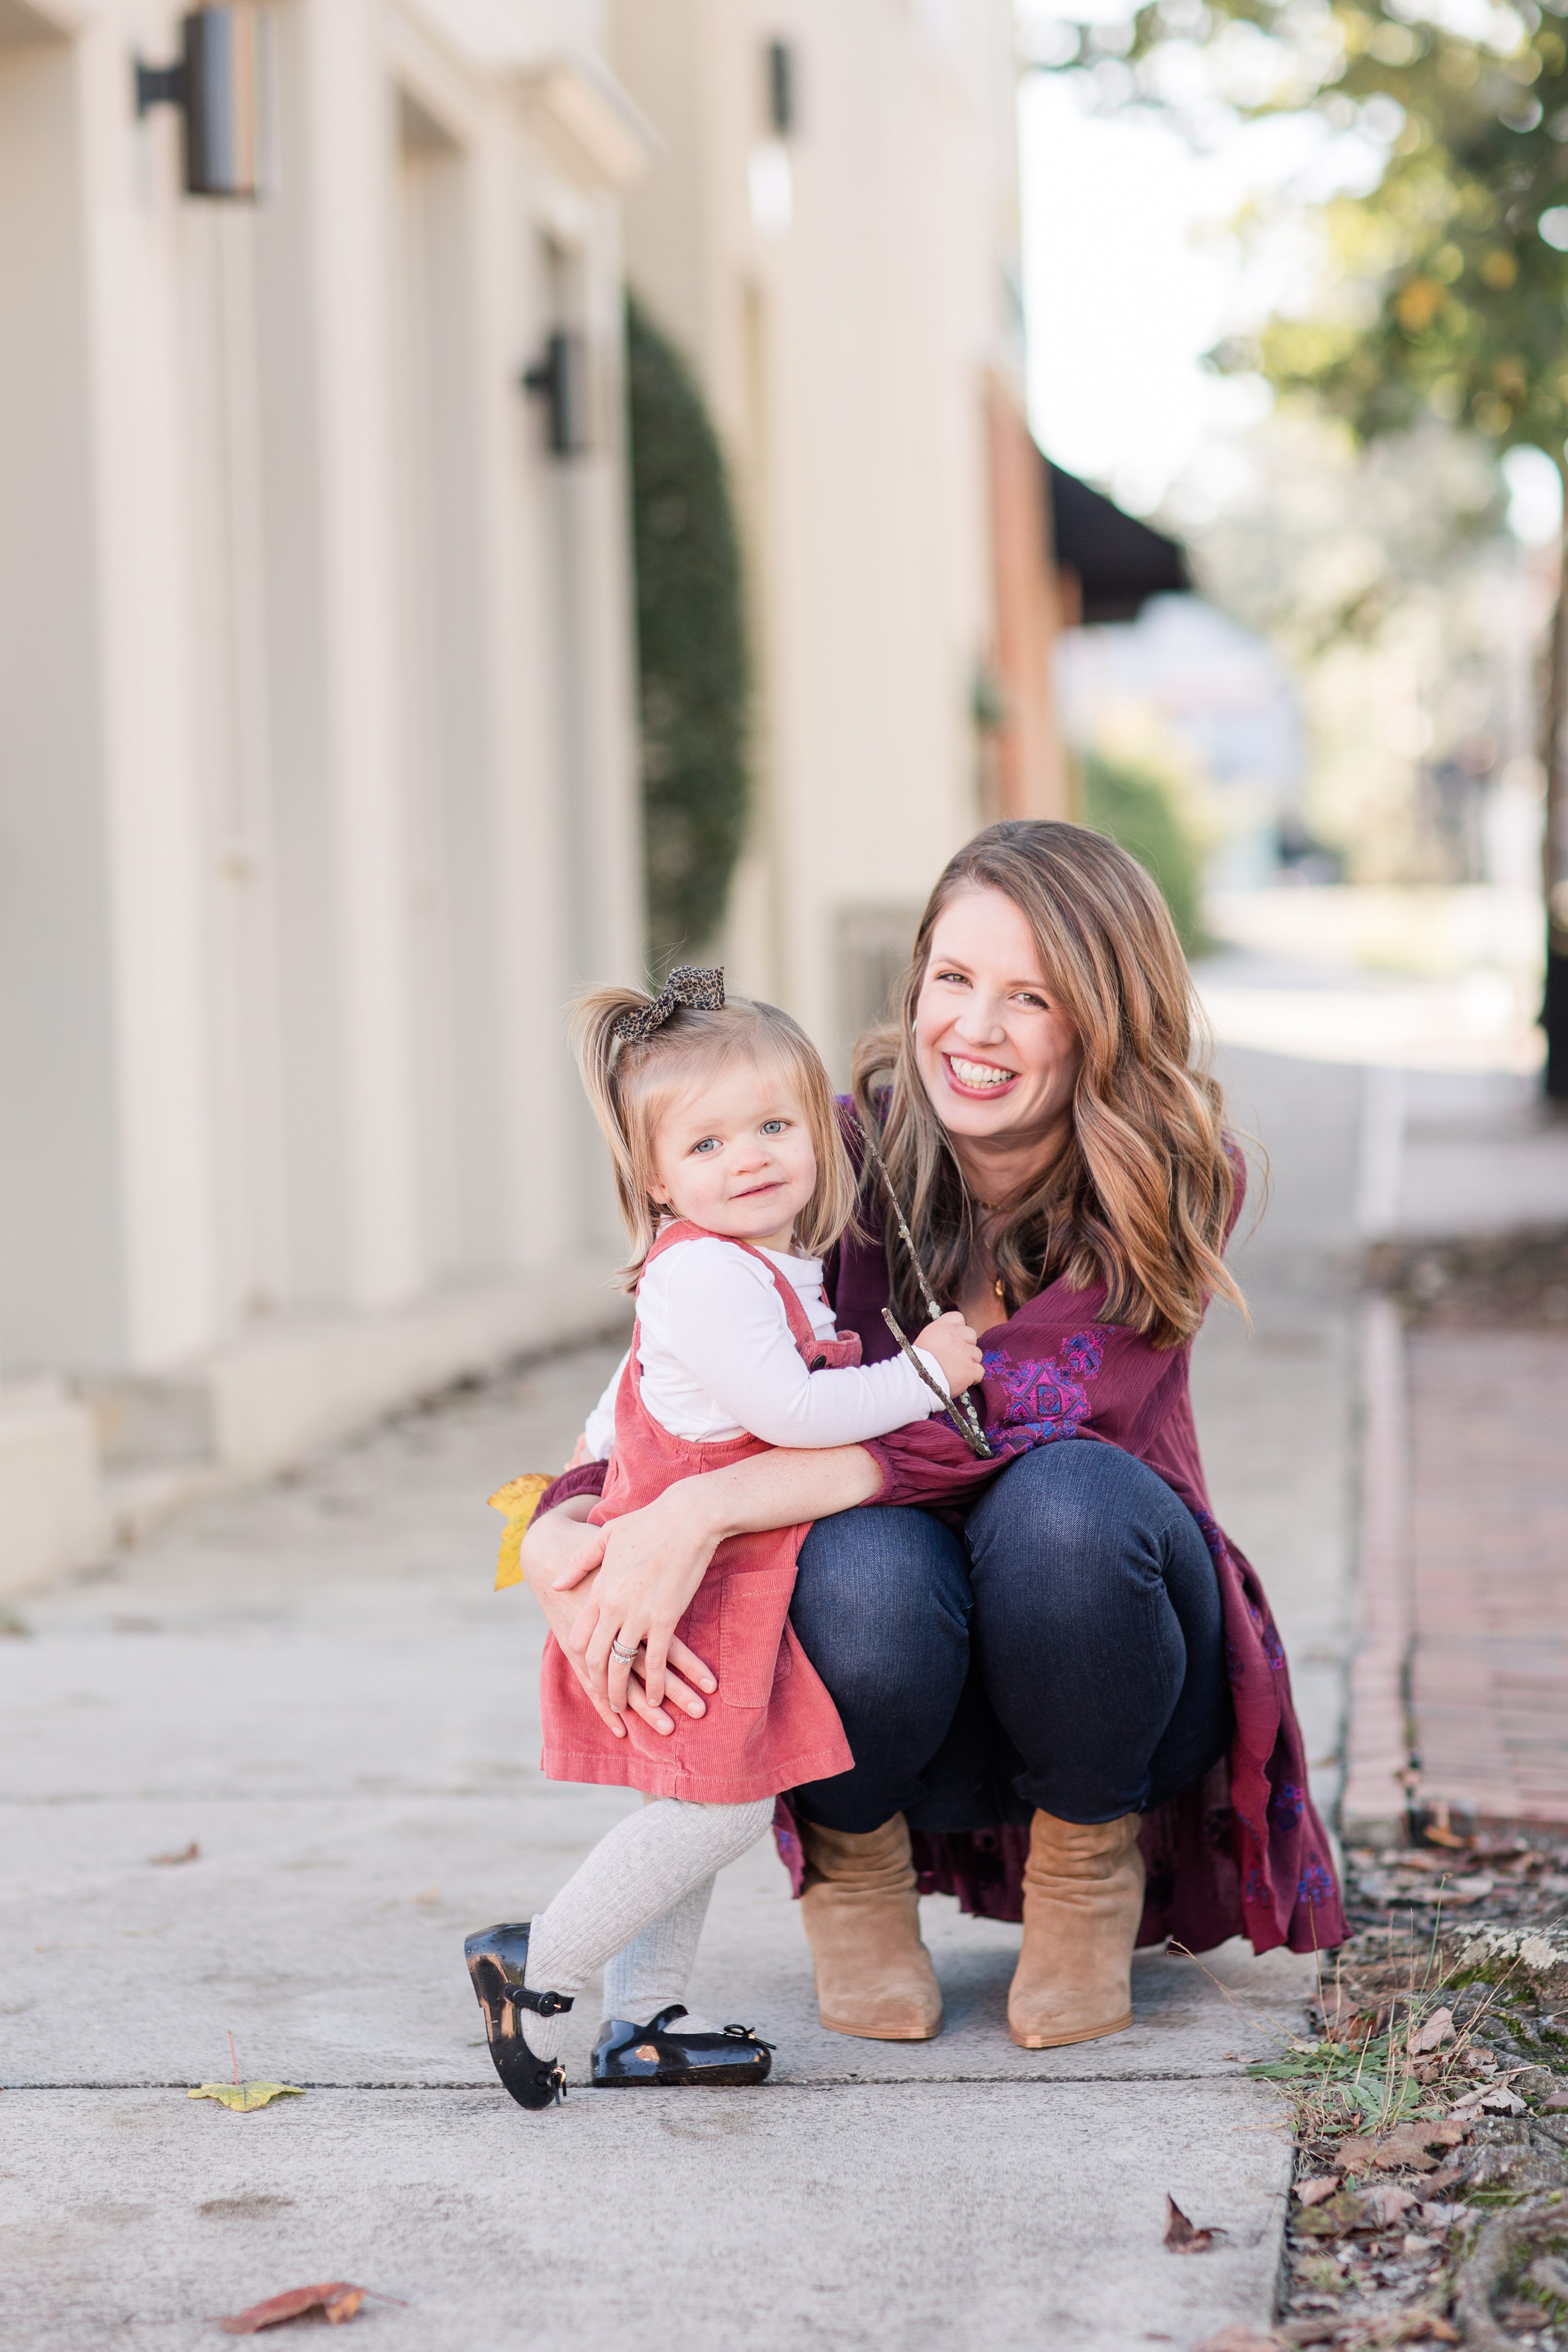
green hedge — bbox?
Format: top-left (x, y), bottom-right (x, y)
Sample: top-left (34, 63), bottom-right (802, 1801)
top-left (1080, 750), bottom-right (1205, 954)
top-left (625, 297), bottom-right (751, 972)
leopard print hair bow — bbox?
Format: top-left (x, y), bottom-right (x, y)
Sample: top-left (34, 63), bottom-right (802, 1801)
top-left (610, 965), bottom-right (726, 1046)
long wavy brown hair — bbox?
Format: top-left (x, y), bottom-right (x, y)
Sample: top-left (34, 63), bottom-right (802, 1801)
top-left (852, 821), bottom-right (1246, 1348)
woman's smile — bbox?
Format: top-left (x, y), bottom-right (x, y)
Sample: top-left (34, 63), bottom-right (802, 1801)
top-left (943, 1053), bottom-right (1019, 1097)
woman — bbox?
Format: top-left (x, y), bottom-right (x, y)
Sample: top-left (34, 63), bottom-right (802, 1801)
top-left (522, 821), bottom-right (1343, 2054)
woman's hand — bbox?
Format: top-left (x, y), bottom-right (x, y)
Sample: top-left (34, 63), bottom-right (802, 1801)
top-left (916, 1309), bottom-right (985, 1397)
top-left (562, 1476), bottom-right (728, 1717)
top-left (518, 1497), bottom-right (715, 1738)
top-left (559, 1446), bottom-right (882, 1720)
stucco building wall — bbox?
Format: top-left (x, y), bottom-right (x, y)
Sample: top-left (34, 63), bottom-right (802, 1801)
top-left (0, 0), bottom-right (649, 1584)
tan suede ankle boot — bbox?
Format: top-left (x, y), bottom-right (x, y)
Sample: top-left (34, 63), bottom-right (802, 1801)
top-left (798, 1814), bottom-right (943, 2040)
top-left (1007, 1808), bottom-right (1146, 2050)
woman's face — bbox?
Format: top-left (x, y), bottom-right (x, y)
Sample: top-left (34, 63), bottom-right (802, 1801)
top-left (912, 884), bottom-right (1082, 1157)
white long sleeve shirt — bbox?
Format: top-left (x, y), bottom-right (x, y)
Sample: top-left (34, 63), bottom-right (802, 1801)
top-left (582, 1235), bottom-right (949, 1458)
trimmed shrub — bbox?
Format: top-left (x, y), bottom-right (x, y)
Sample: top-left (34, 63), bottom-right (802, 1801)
top-left (625, 297), bottom-right (751, 971)
top-left (1080, 748), bottom-right (1205, 953)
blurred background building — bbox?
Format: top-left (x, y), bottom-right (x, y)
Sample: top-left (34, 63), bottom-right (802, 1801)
top-left (610, 0), bottom-right (1067, 1075)
top-left (1, 0), bottom-right (655, 1581)
top-left (1, 0), bottom-right (1079, 1587)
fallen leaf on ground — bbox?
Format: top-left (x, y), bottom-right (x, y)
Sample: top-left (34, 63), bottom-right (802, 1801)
top-left (1477, 2084), bottom-right (1526, 2114)
top-left (1402, 2233), bottom-right (1437, 2255)
top-left (1419, 2202), bottom-right (1466, 2228)
top-left (1190, 2330), bottom-right (1283, 2351)
top-left (1362, 2312), bottom-right (1459, 2345)
top-left (1368, 2123), bottom-right (1439, 2171)
top-left (1362, 2183), bottom-right (1417, 2226)
top-left (1530, 2254), bottom-right (1568, 2300)
top-left (152, 1841), bottom-right (200, 1866)
top-left (218, 2282), bottom-right (366, 2333)
top-left (1164, 2194), bottom-right (1226, 2253)
top-left (1295, 2175), bottom-right (1342, 2205)
top-left (1293, 2189), bottom-right (1370, 2236)
top-left (189, 2082), bottom-right (304, 2113)
top-left (1336, 2135), bottom-right (1380, 2174)
top-left (1408, 2007), bottom-right (1454, 2055)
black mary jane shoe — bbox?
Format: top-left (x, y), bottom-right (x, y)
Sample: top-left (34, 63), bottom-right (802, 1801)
top-left (591, 2004), bottom-right (775, 2089)
top-left (464, 1922), bottom-right (573, 2111)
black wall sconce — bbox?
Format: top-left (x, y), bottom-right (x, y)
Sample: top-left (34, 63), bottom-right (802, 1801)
top-left (522, 332), bottom-right (593, 458)
top-left (135, 5), bottom-right (272, 200)
top-left (767, 40), bottom-right (796, 136)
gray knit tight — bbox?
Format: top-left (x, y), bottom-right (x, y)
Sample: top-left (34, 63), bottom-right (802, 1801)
top-left (522, 1796), bottom-right (774, 2058)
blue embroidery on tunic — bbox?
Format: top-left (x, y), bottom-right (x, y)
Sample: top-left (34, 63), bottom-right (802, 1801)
top-left (982, 1329), bottom-right (1108, 1450)
top-left (1269, 1782), bottom-right (1304, 1829)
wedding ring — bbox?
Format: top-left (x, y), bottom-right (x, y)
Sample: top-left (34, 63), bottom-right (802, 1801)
top-left (609, 1636), bottom-right (639, 1664)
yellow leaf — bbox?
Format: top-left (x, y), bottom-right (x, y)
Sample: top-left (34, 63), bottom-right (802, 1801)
top-left (189, 2081), bottom-right (305, 2112)
top-left (488, 1473), bottom-right (552, 1590)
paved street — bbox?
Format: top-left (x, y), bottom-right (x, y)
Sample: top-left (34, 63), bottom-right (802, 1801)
top-left (1, 1043), bottom-right (1364, 2351)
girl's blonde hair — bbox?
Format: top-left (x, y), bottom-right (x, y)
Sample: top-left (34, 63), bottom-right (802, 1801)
top-left (572, 984), bottom-right (858, 1290)
top-left (853, 820), bottom-right (1244, 1349)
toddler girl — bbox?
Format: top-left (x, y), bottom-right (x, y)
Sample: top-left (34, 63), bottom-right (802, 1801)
top-left (464, 966), bottom-right (983, 2109)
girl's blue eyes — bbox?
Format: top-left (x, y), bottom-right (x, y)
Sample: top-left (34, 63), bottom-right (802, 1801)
top-left (690, 1120), bottom-right (788, 1155)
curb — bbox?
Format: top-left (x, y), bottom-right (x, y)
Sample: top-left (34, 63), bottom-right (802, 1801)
top-left (1340, 1295), bottom-right (1415, 1844)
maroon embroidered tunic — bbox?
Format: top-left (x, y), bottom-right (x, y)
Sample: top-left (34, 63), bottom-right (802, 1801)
top-left (540, 1149), bottom-right (1345, 1959)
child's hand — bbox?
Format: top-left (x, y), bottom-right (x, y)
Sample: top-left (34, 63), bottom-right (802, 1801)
top-left (915, 1310), bottom-right (984, 1399)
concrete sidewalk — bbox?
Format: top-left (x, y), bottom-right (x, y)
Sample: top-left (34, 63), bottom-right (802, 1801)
top-left (0, 1043), bottom-right (1361, 2352)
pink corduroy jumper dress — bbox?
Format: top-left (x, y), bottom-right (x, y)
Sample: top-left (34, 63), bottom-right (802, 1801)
top-left (538, 1220), bottom-right (857, 1804)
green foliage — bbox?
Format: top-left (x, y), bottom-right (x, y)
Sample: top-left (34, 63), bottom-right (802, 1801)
top-left (625, 297), bottom-right (751, 971)
top-left (1080, 750), bottom-right (1207, 950)
top-left (1038, 0), bottom-right (1568, 472)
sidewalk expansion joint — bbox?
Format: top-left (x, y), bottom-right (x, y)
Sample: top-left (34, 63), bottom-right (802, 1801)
top-left (3, 2068), bottom-right (1248, 2093)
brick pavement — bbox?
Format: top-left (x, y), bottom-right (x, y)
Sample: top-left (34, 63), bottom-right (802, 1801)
top-left (1408, 1329), bottom-right (1568, 1825)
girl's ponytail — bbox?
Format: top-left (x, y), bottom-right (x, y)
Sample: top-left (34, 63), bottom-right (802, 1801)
top-left (570, 987), bottom-right (654, 1277)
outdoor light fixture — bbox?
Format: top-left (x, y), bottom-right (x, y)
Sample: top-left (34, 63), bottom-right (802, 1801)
top-left (749, 38), bottom-right (796, 236)
top-left (767, 40), bottom-right (796, 137)
top-left (522, 332), bottom-right (593, 458)
top-left (135, 5), bottom-right (272, 201)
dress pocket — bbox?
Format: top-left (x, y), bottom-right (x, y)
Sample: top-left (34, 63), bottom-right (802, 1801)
top-left (718, 1570), bottom-right (798, 1710)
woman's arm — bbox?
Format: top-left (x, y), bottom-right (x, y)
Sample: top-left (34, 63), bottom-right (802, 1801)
top-left (517, 1496), bottom-right (720, 1739)
top-left (560, 1445), bottom-right (882, 1715)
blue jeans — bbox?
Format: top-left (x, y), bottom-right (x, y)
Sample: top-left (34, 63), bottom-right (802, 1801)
top-left (789, 1440), bottom-right (1232, 1832)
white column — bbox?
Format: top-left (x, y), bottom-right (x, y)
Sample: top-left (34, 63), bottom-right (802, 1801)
top-left (297, 0), bottom-right (422, 1308)
top-left (79, 0), bottom-right (221, 1370)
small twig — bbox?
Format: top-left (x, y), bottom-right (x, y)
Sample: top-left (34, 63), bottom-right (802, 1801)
top-left (881, 1308), bottom-right (993, 1460)
top-left (229, 2031), bottom-right (240, 2089)
top-left (860, 1125), bottom-right (994, 1460)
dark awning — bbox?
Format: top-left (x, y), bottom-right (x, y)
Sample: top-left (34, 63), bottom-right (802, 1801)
top-left (1047, 460), bottom-right (1190, 625)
